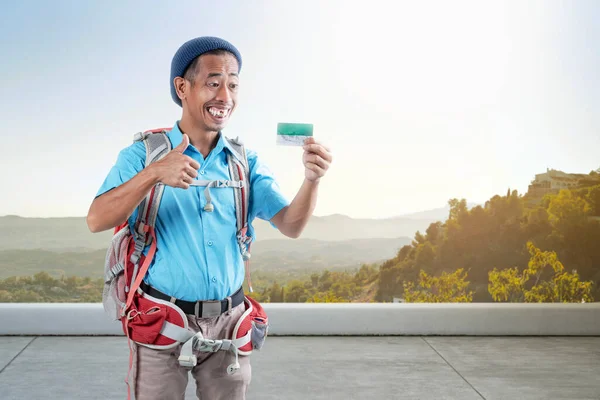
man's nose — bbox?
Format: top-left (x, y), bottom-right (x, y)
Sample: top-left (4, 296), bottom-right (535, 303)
top-left (215, 84), bottom-right (232, 103)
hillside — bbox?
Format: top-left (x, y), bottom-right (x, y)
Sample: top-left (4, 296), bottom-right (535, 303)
top-left (376, 186), bottom-right (600, 302)
top-left (0, 237), bottom-right (410, 280)
top-left (249, 184), bottom-right (600, 304)
top-left (0, 213), bottom-right (436, 251)
top-left (3, 184), bottom-right (599, 304)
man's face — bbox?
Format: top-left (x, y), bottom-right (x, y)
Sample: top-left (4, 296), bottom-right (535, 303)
top-left (183, 53), bottom-right (239, 132)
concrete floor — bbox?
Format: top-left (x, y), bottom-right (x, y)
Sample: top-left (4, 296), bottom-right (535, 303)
top-left (0, 336), bottom-right (599, 400)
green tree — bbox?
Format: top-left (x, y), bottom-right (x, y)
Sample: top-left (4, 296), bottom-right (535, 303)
top-left (33, 271), bottom-right (56, 287)
top-left (0, 290), bottom-right (13, 302)
top-left (448, 198), bottom-right (468, 221)
top-left (403, 268), bottom-right (473, 303)
top-left (425, 222), bottom-right (442, 245)
top-left (284, 280), bottom-right (309, 303)
top-left (310, 273), bottom-right (319, 288)
top-left (354, 264), bottom-right (378, 285)
top-left (11, 289), bottom-right (44, 302)
top-left (269, 282), bottom-right (283, 302)
top-left (307, 292), bottom-right (345, 303)
top-left (584, 185), bottom-right (600, 216)
top-left (547, 189), bottom-right (590, 227)
top-left (488, 267), bottom-right (525, 302)
top-left (317, 270), bottom-right (333, 292)
top-left (414, 242), bottom-right (435, 269)
top-left (488, 242), bottom-right (594, 303)
top-left (412, 231), bottom-right (426, 246)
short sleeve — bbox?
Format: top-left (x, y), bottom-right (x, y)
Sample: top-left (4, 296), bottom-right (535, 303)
top-left (95, 142), bottom-right (146, 198)
top-left (247, 149), bottom-right (290, 226)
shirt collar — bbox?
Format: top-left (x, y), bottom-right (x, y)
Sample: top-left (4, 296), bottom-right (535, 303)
top-left (166, 121), bottom-right (184, 148)
top-left (167, 121), bottom-right (243, 163)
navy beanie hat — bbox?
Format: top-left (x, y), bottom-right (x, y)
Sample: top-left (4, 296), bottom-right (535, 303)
top-left (170, 36), bottom-right (242, 106)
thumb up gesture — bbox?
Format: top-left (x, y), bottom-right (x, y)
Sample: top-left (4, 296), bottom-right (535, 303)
top-left (152, 134), bottom-right (200, 189)
top-left (174, 133), bottom-right (190, 153)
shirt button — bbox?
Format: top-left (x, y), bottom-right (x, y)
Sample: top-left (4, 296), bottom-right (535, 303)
top-left (207, 240), bottom-right (213, 246)
top-left (212, 277), bottom-right (217, 283)
top-left (200, 170), bottom-right (205, 175)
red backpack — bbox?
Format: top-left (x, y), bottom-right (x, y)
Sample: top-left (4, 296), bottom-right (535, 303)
top-left (101, 128), bottom-right (269, 399)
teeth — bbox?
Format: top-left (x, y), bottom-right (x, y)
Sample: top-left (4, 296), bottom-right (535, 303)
top-left (209, 107), bottom-right (229, 117)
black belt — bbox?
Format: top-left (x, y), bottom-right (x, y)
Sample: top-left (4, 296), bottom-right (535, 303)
top-left (140, 281), bottom-right (245, 318)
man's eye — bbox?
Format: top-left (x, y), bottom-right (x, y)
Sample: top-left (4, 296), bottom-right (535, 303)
top-left (208, 82), bottom-right (219, 88)
top-left (230, 83), bottom-right (239, 90)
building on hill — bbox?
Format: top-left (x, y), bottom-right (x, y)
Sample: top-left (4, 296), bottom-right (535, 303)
top-left (527, 168), bottom-right (592, 198)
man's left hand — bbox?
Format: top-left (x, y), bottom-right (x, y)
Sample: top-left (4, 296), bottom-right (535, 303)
top-left (302, 137), bottom-right (332, 183)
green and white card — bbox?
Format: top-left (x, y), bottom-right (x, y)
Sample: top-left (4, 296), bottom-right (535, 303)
top-left (276, 122), bottom-right (313, 146)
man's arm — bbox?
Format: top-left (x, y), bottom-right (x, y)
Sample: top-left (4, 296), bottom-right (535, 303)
top-left (87, 167), bottom-right (161, 233)
top-left (270, 178), bottom-right (319, 238)
top-left (270, 138), bottom-right (332, 238)
top-left (87, 134), bottom-right (199, 233)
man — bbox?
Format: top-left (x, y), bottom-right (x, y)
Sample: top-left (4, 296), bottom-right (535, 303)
top-left (86, 36), bottom-right (332, 399)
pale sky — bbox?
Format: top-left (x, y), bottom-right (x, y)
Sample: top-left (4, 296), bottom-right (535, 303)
top-left (1, 0), bottom-right (599, 219)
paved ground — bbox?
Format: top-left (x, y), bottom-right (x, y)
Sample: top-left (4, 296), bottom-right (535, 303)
top-left (0, 336), bottom-right (599, 400)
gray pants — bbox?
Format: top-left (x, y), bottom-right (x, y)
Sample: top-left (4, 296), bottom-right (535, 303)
top-left (132, 302), bottom-right (251, 400)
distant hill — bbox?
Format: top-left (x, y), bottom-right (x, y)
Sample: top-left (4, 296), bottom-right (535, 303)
top-left (254, 237), bottom-right (410, 271)
top-left (288, 214), bottom-right (438, 242)
top-left (0, 215), bottom-right (112, 252)
top-left (396, 202), bottom-right (479, 221)
top-left (0, 213), bottom-right (436, 251)
top-left (0, 237), bottom-right (410, 279)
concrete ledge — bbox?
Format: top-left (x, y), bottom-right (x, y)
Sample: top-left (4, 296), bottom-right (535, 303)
top-left (1, 302), bottom-right (599, 336)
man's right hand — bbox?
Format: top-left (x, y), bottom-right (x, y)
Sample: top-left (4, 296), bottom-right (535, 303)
top-left (87, 134), bottom-right (200, 232)
top-left (151, 134), bottom-right (200, 189)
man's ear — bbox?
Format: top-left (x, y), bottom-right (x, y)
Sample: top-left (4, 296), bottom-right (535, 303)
top-left (174, 76), bottom-right (187, 103)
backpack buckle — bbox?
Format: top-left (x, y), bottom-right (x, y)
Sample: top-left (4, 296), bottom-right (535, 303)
top-left (178, 354), bottom-right (197, 368)
top-left (136, 222), bottom-right (148, 235)
top-left (194, 338), bottom-right (223, 353)
top-left (130, 237), bottom-right (146, 264)
top-left (133, 132), bottom-right (147, 142)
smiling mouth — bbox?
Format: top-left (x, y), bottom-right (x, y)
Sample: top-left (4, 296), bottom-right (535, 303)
top-left (207, 106), bottom-right (231, 119)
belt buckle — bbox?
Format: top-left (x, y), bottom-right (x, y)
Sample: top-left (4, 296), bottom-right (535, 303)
top-left (197, 300), bottom-right (222, 318)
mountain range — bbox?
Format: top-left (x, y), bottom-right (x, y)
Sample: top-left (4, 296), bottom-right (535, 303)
top-left (0, 205), bottom-right (458, 251)
top-left (0, 205), bottom-right (459, 278)
top-left (0, 237), bottom-right (411, 279)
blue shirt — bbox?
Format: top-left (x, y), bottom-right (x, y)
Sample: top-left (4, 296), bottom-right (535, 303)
top-left (96, 121), bottom-right (290, 301)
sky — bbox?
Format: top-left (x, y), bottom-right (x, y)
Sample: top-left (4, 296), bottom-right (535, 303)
top-left (1, 0), bottom-right (599, 219)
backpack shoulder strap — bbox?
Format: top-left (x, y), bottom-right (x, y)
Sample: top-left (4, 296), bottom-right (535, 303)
top-left (224, 135), bottom-right (251, 258)
top-left (224, 135), bottom-right (256, 292)
top-left (225, 136), bottom-right (249, 173)
top-left (143, 130), bottom-right (172, 165)
top-left (139, 130), bottom-right (171, 231)
top-left (129, 129), bottom-right (172, 264)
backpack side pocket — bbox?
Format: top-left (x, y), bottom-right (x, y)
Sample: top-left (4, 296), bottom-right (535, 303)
top-left (251, 318), bottom-right (268, 351)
